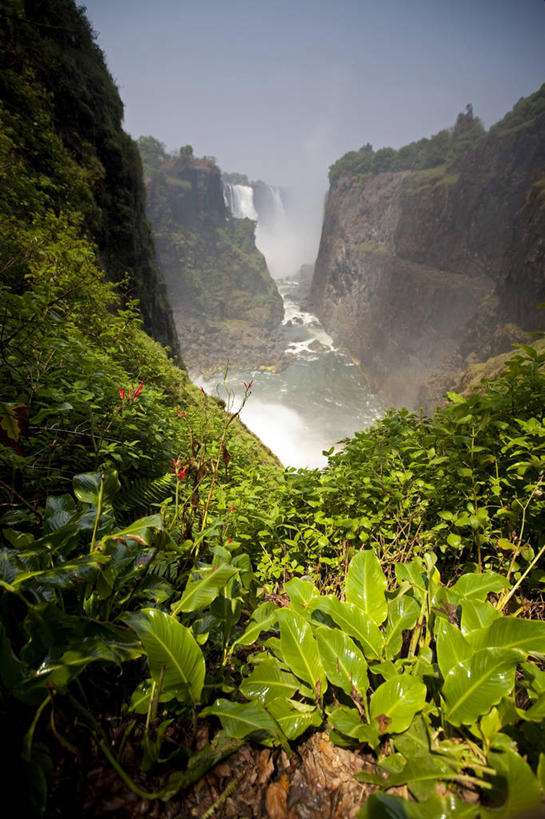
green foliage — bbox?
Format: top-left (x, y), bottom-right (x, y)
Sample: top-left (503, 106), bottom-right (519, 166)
top-left (223, 344), bottom-right (545, 599)
top-left (329, 105), bottom-right (486, 183)
top-left (138, 138), bottom-right (283, 332)
top-left (216, 551), bottom-right (545, 815)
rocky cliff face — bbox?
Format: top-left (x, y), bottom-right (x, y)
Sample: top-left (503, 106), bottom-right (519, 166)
top-left (139, 140), bottom-right (284, 374)
top-left (311, 88), bottom-right (545, 410)
top-left (3, 0), bottom-right (182, 360)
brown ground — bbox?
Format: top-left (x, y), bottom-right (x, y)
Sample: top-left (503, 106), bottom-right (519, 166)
top-left (76, 731), bottom-right (377, 818)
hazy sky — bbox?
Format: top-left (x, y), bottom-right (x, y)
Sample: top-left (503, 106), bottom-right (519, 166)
top-left (84, 0), bottom-right (545, 267)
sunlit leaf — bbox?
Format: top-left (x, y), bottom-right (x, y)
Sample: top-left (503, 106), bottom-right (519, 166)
top-left (345, 550), bottom-right (387, 624)
top-left (435, 619), bottom-right (471, 679)
top-left (265, 697), bottom-right (321, 740)
top-left (200, 698), bottom-right (289, 751)
top-left (443, 648), bottom-right (523, 726)
top-left (171, 564), bottom-right (237, 614)
top-left (315, 624), bottom-right (368, 697)
top-left (239, 658), bottom-right (299, 703)
top-left (369, 674), bottom-right (426, 734)
top-left (384, 595), bottom-right (420, 660)
top-left (309, 595), bottom-right (384, 660)
top-left (276, 608), bottom-right (326, 696)
top-left (124, 608), bottom-right (205, 703)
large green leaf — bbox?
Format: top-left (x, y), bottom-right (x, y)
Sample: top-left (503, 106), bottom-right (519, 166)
top-left (239, 658), bottom-right (299, 703)
top-left (171, 564), bottom-right (237, 615)
top-left (345, 550), bottom-right (388, 624)
top-left (283, 577), bottom-right (318, 608)
top-left (435, 619), bottom-right (471, 679)
top-left (200, 698), bottom-right (289, 751)
top-left (328, 704), bottom-right (379, 746)
top-left (73, 469), bottom-right (120, 505)
top-left (481, 746), bottom-right (542, 818)
top-left (442, 648), bottom-right (524, 726)
top-left (265, 697), bottom-right (321, 741)
top-left (369, 674), bottom-right (427, 734)
top-left (102, 515), bottom-right (163, 546)
top-left (469, 616), bottom-right (545, 656)
top-left (358, 792), bottom-right (479, 818)
top-left (384, 595), bottom-right (420, 660)
top-left (124, 609), bottom-right (204, 704)
top-left (460, 599), bottom-right (500, 635)
top-left (316, 625), bottom-right (368, 697)
top-left (451, 572), bottom-right (510, 602)
top-left (12, 553), bottom-right (108, 589)
top-left (309, 595), bottom-right (384, 660)
top-left (230, 602), bottom-right (278, 649)
top-left (276, 608), bottom-right (327, 696)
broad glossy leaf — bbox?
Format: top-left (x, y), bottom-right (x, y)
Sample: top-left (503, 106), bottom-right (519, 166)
top-left (124, 609), bottom-right (205, 703)
top-left (309, 595), bottom-right (384, 660)
top-left (369, 756), bottom-right (460, 802)
top-left (328, 705), bottom-right (379, 746)
top-left (200, 698), bottom-right (288, 751)
top-left (370, 674), bottom-right (427, 734)
top-left (266, 697), bottom-right (321, 740)
top-left (443, 647), bottom-right (523, 726)
top-left (12, 553), bottom-right (108, 589)
top-left (346, 550), bottom-right (387, 624)
top-left (395, 559), bottom-right (427, 603)
top-left (103, 515), bottom-right (163, 545)
top-left (358, 792), bottom-right (479, 819)
top-left (481, 747), bottom-right (542, 818)
top-left (460, 599), bottom-right (500, 635)
top-left (277, 608), bottom-right (326, 696)
top-left (384, 595), bottom-right (420, 660)
top-left (283, 577), bottom-right (318, 607)
top-left (435, 619), bottom-right (471, 679)
top-left (73, 469), bottom-right (120, 505)
top-left (44, 495), bottom-right (77, 532)
top-left (316, 625), bottom-right (368, 697)
top-left (451, 572), bottom-right (509, 602)
top-left (239, 658), bottom-right (299, 703)
top-left (393, 715), bottom-right (430, 759)
top-left (469, 616), bottom-right (545, 656)
top-left (230, 602), bottom-right (277, 649)
top-left (171, 564), bottom-right (237, 614)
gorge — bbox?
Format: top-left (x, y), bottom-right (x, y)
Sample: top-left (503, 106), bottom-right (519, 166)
top-left (311, 91), bottom-right (545, 411)
top-left (3, 3), bottom-right (545, 817)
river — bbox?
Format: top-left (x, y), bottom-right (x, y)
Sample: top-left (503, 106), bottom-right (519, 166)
top-left (198, 275), bottom-right (383, 469)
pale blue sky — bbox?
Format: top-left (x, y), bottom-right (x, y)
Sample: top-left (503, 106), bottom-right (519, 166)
top-left (84, 0), bottom-right (545, 264)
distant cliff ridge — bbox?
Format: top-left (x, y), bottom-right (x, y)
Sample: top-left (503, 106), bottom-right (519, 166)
top-left (311, 88), bottom-right (545, 410)
top-left (139, 141), bottom-right (284, 374)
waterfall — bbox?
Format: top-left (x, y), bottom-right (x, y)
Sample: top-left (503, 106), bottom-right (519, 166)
top-left (223, 183), bottom-right (258, 220)
top-left (223, 179), bottom-right (289, 277)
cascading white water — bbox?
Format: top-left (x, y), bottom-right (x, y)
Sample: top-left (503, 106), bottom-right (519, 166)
top-left (223, 183), bottom-right (258, 220)
top-left (223, 179), bottom-right (290, 278)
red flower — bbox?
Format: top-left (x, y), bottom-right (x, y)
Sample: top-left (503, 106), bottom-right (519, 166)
top-left (244, 379), bottom-right (254, 391)
top-left (200, 386), bottom-right (205, 394)
top-left (228, 503), bottom-right (235, 513)
top-left (171, 457), bottom-right (188, 481)
top-left (118, 381), bottom-right (144, 403)
top-left (177, 409), bottom-right (188, 418)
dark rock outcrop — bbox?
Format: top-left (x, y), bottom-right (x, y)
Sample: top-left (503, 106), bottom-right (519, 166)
top-left (139, 140), bottom-right (284, 374)
top-left (311, 87), bottom-right (545, 410)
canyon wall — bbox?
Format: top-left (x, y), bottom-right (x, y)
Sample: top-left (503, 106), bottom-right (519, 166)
top-left (311, 88), bottom-right (545, 409)
top-left (139, 141), bottom-right (284, 374)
